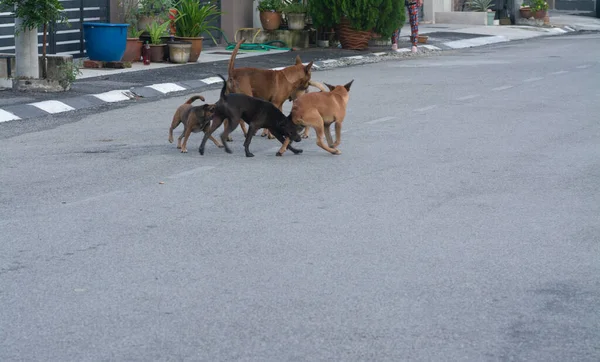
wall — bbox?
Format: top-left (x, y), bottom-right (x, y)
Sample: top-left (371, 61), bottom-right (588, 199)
top-left (220, 0), bottom-right (254, 44)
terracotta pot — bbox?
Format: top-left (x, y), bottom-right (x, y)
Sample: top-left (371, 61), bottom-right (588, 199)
top-left (149, 44), bottom-right (165, 62)
top-left (260, 11), bottom-right (282, 30)
top-left (533, 10), bottom-right (547, 19)
top-left (519, 7), bottom-right (532, 18)
top-left (335, 17), bottom-right (372, 50)
top-left (174, 36), bottom-right (203, 62)
top-left (122, 38), bottom-right (143, 62)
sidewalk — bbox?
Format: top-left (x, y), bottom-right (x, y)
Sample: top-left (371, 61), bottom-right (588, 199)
top-left (1, 11), bottom-right (598, 123)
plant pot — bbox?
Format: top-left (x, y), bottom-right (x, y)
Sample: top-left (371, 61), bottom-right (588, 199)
top-left (317, 40), bottom-right (329, 47)
top-left (487, 11), bottom-right (496, 25)
top-left (418, 35), bottom-right (429, 43)
top-left (286, 13), bottom-right (306, 30)
top-left (335, 17), bottom-right (372, 50)
top-left (519, 7), bottom-right (532, 18)
top-left (260, 11), bottom-right (282, 30)
top-left (149, 44), bottom-right (166, 62)
top-left (168, 41), bottom-right (191, 63)
top-left (533, 10), bottom-right (547, 19)
top-left (174, 36), bottom-right (203, 62)
top-left (122, 38), bottom-right (143, 62)
top-left (82, 22), bottom-right (129, 62)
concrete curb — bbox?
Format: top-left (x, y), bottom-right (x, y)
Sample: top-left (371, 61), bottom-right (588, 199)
top-left (0, 26), bottom-right (580, 124)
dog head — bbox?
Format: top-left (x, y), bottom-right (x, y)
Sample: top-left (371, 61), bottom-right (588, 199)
top-left (287, 57), bottom-right (314, 101)
top-left (202, 104), bottom-right (216, 120)
top-left (278, 113), bottom-right (302, 143)
top-left (323, 80), bottom-right (354, 94)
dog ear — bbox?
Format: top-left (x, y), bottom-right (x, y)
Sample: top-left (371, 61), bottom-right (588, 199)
top-left (304, 61), bottom-right (313, 74)
top-left (324, 83), bottom-right (336, 91)
top-left (295, 55), bottom-right (302, 65)
top-left (344, 80), bottom-right (354, 92)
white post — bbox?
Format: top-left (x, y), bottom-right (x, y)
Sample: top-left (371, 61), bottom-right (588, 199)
top-left (14, 16), bottom-right (39, 79)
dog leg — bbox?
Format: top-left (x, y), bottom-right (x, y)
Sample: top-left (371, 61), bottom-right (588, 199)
top-left (181, 125), bottom-right (194, 153)
top-left (203, 123), bottom-right (224, 148)
top-left (314, 124), bottom-right (341, 155)
top-left (301, 126), bottom-right (310, 139)
top-left (199, 117), bottom-right (224, 155)
top-left (243, 124), bottom-right (258, 157)
top-left (324, 123), bottom-right (335, 148)
top-left (169, 115), bottom-right (180, 144)
top-left (271, 129), bottom-right (303, 156)
top-left (239, 120), bottom-right (248, 137)
top-left (220, 117), bottom-right (239, 154)
top-left (177, 128), bottom-right (186, 150)
top-left (333, 121), bottom-right (342, 148)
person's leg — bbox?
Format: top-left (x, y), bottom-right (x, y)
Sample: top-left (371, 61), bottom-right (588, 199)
top-left (407, 2), bottom-right (419, 52)
top-left (391, 28), bottom-right (400, 50)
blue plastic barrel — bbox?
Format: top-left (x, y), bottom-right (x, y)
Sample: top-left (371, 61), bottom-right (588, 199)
top-left (82, 22), bottom-right (129, 62)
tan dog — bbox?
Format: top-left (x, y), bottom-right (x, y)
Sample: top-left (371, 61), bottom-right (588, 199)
top-left (226, 38), bottom-right (314, 138)
top-left (286, 80), bottom-right (354, 155)
top-left (168, 95), bottom-right (221, 153)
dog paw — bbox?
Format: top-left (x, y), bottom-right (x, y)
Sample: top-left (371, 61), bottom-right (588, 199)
top-left (246, 153), bottom-right (255, 157)
top-left (199, 148), bottom-right (204, 155)
top-left (292, 149), bottom-right (303, 155)
top-left (276, 152), bottom-right (283, 157)
top-left (181, 149), bottom-right (188, 153)
top-left (225, 148), bottom-right (233, 154)
top-left (260, 133), bottom-right (267, 137)
top-left (217, 144), bottom-right (224, 148)
top-left (332, 149), bottom-right (342, 155)
top-left (227, 136), bottom-right (233, 142)
top-left (301, 134), bottom-right (309, 139)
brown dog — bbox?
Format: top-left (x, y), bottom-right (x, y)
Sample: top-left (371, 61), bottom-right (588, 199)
top-left (287, 80), bottom-right (354, 155)
top-left (226, 38), bottom-right (314, 138)
top-left (168, 95), bottom-right (220, 153)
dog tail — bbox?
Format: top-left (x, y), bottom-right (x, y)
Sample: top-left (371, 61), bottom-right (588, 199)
top-left (217, 74), bottom-right (228, 100)
top-left (185, 95), bottom-right (205, 104)
top-left (228, 38), bottom-right (245, 78)
top-left (308, 80), bottom-right (328, 93)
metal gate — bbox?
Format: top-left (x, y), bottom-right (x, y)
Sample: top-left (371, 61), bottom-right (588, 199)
top-left (0, 0), bottom-right (110, 58)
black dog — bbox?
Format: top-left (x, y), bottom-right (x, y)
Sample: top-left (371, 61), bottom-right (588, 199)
top-left (198, 74), bottom-right (303, 157)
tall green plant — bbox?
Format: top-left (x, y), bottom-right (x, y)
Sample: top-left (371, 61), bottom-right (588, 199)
top-left (175, 0), bottom-right (223, 44)
top-left (146, 20), bottom-right (171, 44)
top-left (374, 0), bottom-right (406, 36)
top-left (309, 0), bottom-right (385, 32)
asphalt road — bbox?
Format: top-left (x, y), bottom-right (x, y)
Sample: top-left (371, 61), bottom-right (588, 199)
top-left (1, 33), bottom-right (599, 361)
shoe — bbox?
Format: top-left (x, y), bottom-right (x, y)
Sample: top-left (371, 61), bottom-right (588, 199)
top-left (411, 45), bottom-right (418, 53)
top-left (392, 43), bottom-right (398, 51)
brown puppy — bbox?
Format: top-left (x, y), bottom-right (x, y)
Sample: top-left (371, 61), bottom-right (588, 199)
top-left (287, 80), bottom-right (354, 155)
top-left (168, 95), bottom-right (220, 153)
top-left (226, 38), bottom-right (314, 138)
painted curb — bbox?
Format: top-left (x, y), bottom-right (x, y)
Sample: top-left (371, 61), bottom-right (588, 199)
top-left (0, 26), bottom-right (579, 124)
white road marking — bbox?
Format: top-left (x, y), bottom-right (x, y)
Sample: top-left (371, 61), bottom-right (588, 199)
top-left (492, 85), bottom-right (514, 91)
top-left (415, 105), bottom-right (437, 112)
top-left (366, 116), bottom-right (397, 125)
top-left (201, 76), bottom-right (224, 84)
top-left (147, 83), bottom-right (186, 94)
top-left (92, 90), bottom-right (135, 103)
top-left (322, 59), bottom-right (338, 64)
top-left (168, 166), bottom-right (215, 179)
top-left (551, 70), bottom-right (569, 75)
top-left (456, 95), bottom-right (478, 101)
top-left (64, 190), bottom-right (125, 206)
top-left (576, 65), bottom-right (591, 69)
top-left (29, 100), bottom-right (75, 114)
top-left (395, 48), bottom-right (411, 53)
top-left (0, 108), bottom-right (21, 122)
top-left (523, 77), bottom-right (544, 83)
top-left (444, 35), bottom-right (509, 49)
top-left (421, 44), bottom-right (441, 51)
top-left (373, 52), bottom-right (387, 56)
top-left (346, 56), bottom-right (364, 60)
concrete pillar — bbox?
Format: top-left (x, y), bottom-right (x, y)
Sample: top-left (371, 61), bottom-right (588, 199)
top-left (221, 0), bottom-right (255, 44)
top-left (423, 0), bottom-right (452, 23)
top-left (14, 17), bottom-right (39, 79)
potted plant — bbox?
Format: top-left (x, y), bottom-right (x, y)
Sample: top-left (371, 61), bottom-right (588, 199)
top-left (146, 20), bottom-right (171, 62)
top-left (174, 0), bottom-right (224, 62)
top-left (519, 3), bottom-right (533, 18)
top-left (529, 0), bottom-right (549, 19)
top-left (123, 27), bottom-right (145, 62)
top-left (309, 0), bottom-right (379, 50)
top-left (257, 0), bottom-right (283, 30)
top-left (466, 0), bottom-right (495, 25)
top-left (138, 0), bottom-right (172, 31)
top-left (284, 1), bottom-right (307, 30)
